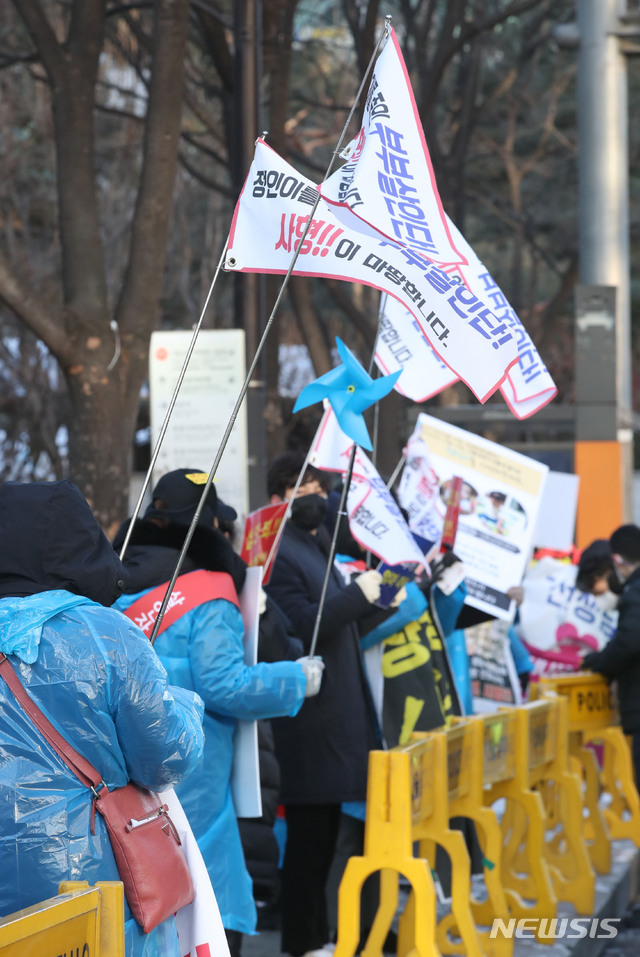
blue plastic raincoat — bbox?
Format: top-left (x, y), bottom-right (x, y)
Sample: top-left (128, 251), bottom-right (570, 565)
top-left (114, 519), bottom-right (306, 935)
top-left (0, 481), bottom-right (205, 957)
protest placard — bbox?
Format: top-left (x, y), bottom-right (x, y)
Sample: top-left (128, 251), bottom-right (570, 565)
top-left (517, 557), bottom-right (618, 675)
top-left (240, 502), bottom-right (288, 585)
top-left (399, 413), bottom-right (548, 620)
top-left (464, 619), bottom-right (522, 711)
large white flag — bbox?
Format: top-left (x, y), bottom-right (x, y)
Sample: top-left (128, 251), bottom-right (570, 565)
top-left (321, 27), bottom-right (556, 419)
top-left (309, 408), bottom-right (425, 566)
top-left (444, 215), bottom-right (557, 417)
top-left (225, 139), bottom-right (518, 402)
top-left (374, 258), bottom-right (557, 417)
top-left (320, 29), bottom-right (466, 268)
top-left (375, 294), bottom-right (458, 402)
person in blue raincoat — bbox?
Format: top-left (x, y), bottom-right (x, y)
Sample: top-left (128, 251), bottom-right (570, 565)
top-left (0, 480), bottom-right (205, 957)
top-left (113, 469), bottom-right (317, 957)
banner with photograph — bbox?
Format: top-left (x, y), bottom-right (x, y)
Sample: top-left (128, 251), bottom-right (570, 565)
top-left (399, 413), bottom-right (548, 620)
top-left (464, 619), bottom-right (522, 712)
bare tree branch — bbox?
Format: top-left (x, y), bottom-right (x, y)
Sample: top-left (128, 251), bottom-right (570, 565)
top-left (0, 251), bottom-right (72, 362)
top-left (9, 0), bottom-right (65, 86)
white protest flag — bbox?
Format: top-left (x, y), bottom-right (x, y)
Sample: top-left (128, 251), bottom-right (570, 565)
top-left (309, 407), bottom-right (425, 566)
top-left (397, 428), bottom-right (443, 544)
top-left (375, 294), bottom-right (458, 401)
top-left (318, 28), bottom-right (554, 419)
top-left (225, 139), bottom-right (518, 403)
top-left (443, 215), bottom-right (557, 417)
top-left (368, 215), bottom-right (556, 417)
top-left (320, 29), bottom-right (466, 268)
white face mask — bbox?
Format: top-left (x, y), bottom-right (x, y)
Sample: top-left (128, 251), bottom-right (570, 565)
top-left (612, 554), bottom-right (632, 584)
top-left (615, 567), bottom-right (626, 584)
top-left (595, 590), bottom-right (619, 613)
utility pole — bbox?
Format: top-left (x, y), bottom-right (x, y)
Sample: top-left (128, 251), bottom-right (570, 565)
top-left (573, 0), bottom-right (640, 545)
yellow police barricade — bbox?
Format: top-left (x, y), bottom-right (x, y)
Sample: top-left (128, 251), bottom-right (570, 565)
top-left (336, 724), bottom-right (513, 957)
top-left (398, 724), bottom-right (501, 957)
top-left (489, 697), bottom-right (594, 931)
top-left (416, 717), bottom-right (513, 957)
top-left (0, 880), bottom-right (124, 957)
top-left (334, 739), bottom-right (441, 957)
top-left (533, 672), bottom-right (640, 853)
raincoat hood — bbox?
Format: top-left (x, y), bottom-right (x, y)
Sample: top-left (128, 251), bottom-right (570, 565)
top-left (0, 480), bottom-right (127, 606)
top-left (0, 591), bottom-right (93, 663)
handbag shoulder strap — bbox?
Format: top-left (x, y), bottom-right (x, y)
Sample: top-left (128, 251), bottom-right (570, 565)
top-left (0, 653), bottom-right (103, 793)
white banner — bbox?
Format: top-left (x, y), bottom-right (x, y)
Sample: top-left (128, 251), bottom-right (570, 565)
top-left (400, 414), bottom-right (549, 621)
top-left (310, 408), bottom-right (425, 566)
top-left (375, 294), bottom-right (458, 401)
top-left (320, 29), bottom-right (466, 267)
top-left (317, 26), bottom-right (555, 420)
top-left (517, 557), bottom-right (618, 674)
top-left (161, 788), bottom-right (230, 957)
top-left (231, 565), bottom-right (262, 818)
top-left (224, 140), bottom-right (518, 403)
top-left (443, 216), bottom-right (557, 417)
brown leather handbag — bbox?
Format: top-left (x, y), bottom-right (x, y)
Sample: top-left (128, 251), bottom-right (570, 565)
top-left (0, 653), bottom-right (194, 932)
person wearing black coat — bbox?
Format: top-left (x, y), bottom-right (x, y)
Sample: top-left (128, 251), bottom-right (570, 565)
top-left (265, 453), bottom-right (386, 957)
top-left (582, 524), bottom-right (640, 788)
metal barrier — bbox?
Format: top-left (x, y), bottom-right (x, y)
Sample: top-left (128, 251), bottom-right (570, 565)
top-left (0, 881), bottom-right (124, 957)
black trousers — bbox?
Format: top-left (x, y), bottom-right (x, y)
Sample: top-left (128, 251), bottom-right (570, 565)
top-left (281, 803), bottom-right (342, 957)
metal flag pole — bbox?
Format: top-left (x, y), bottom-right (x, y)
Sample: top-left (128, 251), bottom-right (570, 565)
top-left (386, 453), bottom-right (406, 491)
top-left (148, 17), bottom-right (393, 644)
top-left (119, 240), bottom-right (229, 561)
top-left (308, 442), bottom-right (357, 659)
top-left (309, 317), bottom-right (385, 655)
top-left (260, 443), bottom-right (316, 579)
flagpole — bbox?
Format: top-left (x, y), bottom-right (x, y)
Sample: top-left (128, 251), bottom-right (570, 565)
top-left (386, 453), bottom-right (405, 491)
top-left (365, 308), bottom-right (383, 570)
top-left (119, 239), bottom-right (229, 561)
top-left (308, 443), bottom-right (357, 659)
top-left (260, 443), bottom-right (316, 579)
top-left (148, 17), bottom-right (393, 644)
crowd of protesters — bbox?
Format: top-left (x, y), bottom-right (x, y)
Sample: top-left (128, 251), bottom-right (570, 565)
top-left (1, 463), bottom-right (638, 957)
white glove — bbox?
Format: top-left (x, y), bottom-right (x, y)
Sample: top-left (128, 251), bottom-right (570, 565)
top-left (297, 655), bottom-right (325, 697)
top-left (354, 569), bottom-right (383, 603)
top-left (390, 585), bottom-right (408, 608)
top-left (258, 588), bottom-right (268, 615)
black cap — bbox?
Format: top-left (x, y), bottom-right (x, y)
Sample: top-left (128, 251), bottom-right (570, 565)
top-left (146, 468), bottom-right (237, 527)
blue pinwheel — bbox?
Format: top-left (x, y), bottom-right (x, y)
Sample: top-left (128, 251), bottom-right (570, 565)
top-left (293, 338), bottom-right (401, 450)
